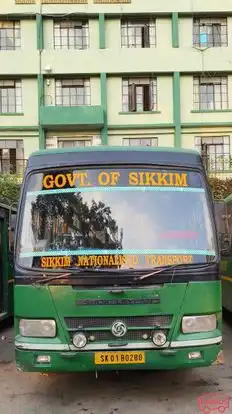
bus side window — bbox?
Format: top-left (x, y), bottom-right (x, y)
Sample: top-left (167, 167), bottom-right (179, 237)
top-left (226, 201), bottom-right (232, 239)
top-left (9, 212), bottom-right (17, 252)
top-left (221, 233), bottom-right (231, 255)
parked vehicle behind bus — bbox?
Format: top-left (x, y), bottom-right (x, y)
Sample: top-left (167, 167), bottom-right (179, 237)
top-left (0, 202), bottom-right (17, 323)
top-left (214, 195), bottom-right (232, 313)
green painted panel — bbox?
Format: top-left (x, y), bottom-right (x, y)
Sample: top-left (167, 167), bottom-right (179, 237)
top-left (99, 14), bottom-right (106, 49)
top-left (39, 126), bottom-right (45, 150)
top-left (172, 281), bottom-right (222, 340)
top-left (172, 13), bottom-right (179, 48)
top-left (191, 109), bottom-right (232, 113)
top-left (37, 75), bottom-right (43, 107)
top-left (108, 123), bottom-right (174, 129)
top-left (100, 73), bottom-right (108, 145)
top-left (14, 285), bottom-right (68, 343)
top-left (14, 282), bottom-right (221, 335)
top-left (14, 284), bottom-right (186, 318)
top-left (1, 219), bottom-right (8, 313)
top-left (51, 284), bottom-right (187, 317)
top-left (0, 126), bottom-right (38, 131)
top-left (16, 344), bottom-right (221, 372)
top-left (40, 105), bottom-right (104, 128)
top-left (179, 281), bottom-right (221, 313)
top-left (14, 281), bottom-right (222, 372)
top-left (15, 286), bottom-right (55, 317)
top-left (36, 14), bottom-right (44, 50)
top-left (220, 256), bottom-right (232, 312)
top-left (0, 113), bottom-right (24, 117)
top-left (182, 122), bottom-right (232, 128)
top-left (173, 72), bottom-right (181, 147)
top-left (37, 75), bottom-right (44, 149)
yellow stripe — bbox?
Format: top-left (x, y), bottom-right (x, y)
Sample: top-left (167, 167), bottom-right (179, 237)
top-left (222, 276), bottom-right (232, 282)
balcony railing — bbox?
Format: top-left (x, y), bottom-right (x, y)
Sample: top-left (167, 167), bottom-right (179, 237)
top-left (201, 154), bottom-right (232, 179)
top-left (0, 159), bottom-right (27, 175)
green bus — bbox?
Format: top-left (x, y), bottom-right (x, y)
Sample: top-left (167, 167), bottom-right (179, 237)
top-left (214, 195), bottom-right (232, 312)
top-left (0, 202), bottom-right (17, 323)
top-left (14, 146), bottom-right (222, 372)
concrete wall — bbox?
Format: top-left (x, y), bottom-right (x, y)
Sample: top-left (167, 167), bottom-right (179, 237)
top-left (4, 0), bottom-right (232, 15)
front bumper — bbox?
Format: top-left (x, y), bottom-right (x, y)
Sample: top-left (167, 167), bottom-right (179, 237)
top-left (15, 344), bottom-right (223, 372)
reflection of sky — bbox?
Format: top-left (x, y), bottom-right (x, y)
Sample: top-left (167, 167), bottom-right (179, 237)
top-left (20, 196), bottom-right (36, 250)
top-left (84, 191), bottom-right (160, 248)
top-left (82, 190), bottom-right (214, 250)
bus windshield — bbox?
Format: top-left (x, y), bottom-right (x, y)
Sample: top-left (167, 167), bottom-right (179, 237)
top-left (17, 167), bottom-right (217, 271)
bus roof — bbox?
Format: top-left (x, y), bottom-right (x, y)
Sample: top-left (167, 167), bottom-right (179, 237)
top-left (27, 146), bottom-right (202, 170)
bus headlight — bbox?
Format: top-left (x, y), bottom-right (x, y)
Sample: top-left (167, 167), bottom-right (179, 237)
top-left (73, 333), bottom-right (87, 349)
top-left (152, 331), bottom-right (167, 346)
top-left (19, 319), bottom-right (56, 337)
top-left (182, 315), bottom-right (217, 333)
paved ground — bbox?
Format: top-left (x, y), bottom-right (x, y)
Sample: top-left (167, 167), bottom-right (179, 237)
top-left (0, 316), bottom-right (232, 414)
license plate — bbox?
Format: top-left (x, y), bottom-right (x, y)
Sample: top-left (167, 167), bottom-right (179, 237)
top-left (94, 351), bottom-right (145, 365)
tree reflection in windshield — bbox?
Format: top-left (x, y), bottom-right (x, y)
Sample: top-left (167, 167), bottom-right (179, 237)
top-left (31, 192), bottom-right (122, 252)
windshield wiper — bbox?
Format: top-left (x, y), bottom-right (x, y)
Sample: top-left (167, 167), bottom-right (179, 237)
top-left (32, 262), bottom-right (217, 285)
top-left (33, 272), bottom-right (72, 286)
top-left (133, 262), bottom-right (216, 282)
top-left (32, 267), bottom-right (127, 285)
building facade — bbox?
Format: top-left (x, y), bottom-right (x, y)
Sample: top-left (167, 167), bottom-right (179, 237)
top-left (0, 0), bottom-right (232, 175)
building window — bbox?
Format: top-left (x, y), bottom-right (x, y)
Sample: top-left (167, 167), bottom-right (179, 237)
top-left (122, 77), bottom-right (157, 112)
top-left (0, 140), bottom-right (24, 174)
top-left (123, 138), bottom-right (158, 146)
top-left (195, 136), bottom-right (230, 171)
top-left (193, 18), bottom-right (228, 48)
top-left (193, 76), bottom-right (228, 111)
top-left (121, 18), bottom-right (156, 48)
top-left (55, 79), bottom-right (90, 106)
top-left (58, 139), bottom-right (92, 148)
top-left (0, 80), bottom-right (22, 113)
top-left (0, 21), bottom-right (21, 51)
top-left (54, 20), bottom-right (89, 50)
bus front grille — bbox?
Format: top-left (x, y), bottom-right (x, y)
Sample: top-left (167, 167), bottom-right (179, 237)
top-left (64, 315), bottom-right (173, 330)
top-left (69, 329), bottom-right (169, 343)
top-left (64, 316), bottom-right (173, 346)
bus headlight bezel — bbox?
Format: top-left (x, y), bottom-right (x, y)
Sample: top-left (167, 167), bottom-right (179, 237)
top-left (72, 333), bottom-right (87, 349)
top-left (19, 319), bottom-right (56, 338)
top-left (182, 314), bottom-right (217, 333)
top-left (152, 331), bottom-right (167, 347)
